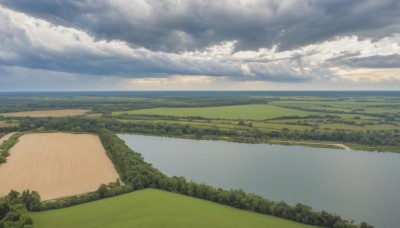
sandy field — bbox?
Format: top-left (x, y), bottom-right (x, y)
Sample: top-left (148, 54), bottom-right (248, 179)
top-left (0, 133), bottom-right (120, 200)
top-left (2, 109), bottom-right (89, 117)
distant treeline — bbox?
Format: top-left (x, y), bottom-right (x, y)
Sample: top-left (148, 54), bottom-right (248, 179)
top-left (0, 95), bottom-right (267, 114)
top-left (13, 117), bottom-right (400, 148)
top-left (0, 133), bottom-right (22, 164)
top-left (278, 106), bottom-right (399, 121)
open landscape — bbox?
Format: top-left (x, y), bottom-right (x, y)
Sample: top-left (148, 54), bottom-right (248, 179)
top-left (113, 104), bottom-right (314, 120)
top-left (0, 92), bottom-right (397, 227)
top-left (31, 189), bottom-right (312, 228)
top-left (1, 109), bottom-right (90, 117)
top-left (0, 1), bottom-right (398, 227)
top-left (0, 132), bottom-right (119, 200)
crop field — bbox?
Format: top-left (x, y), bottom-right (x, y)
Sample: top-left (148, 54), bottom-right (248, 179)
top-left (0, 121), bottom-right (19, 128)
top-left (270, 99), bottom-right (399, 116)
top-left (0, 133), bottom-right (119, 200)
top-left (1, 109), bottom-right (90, 117)
top-left (113, 104), bottom-right (314, 120)
top-left (31, 189), bottom-right (312, 228)
top-left (320, 123), bottom-right (399, 131)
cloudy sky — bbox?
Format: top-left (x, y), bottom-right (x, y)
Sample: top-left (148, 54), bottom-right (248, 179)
top-left (0, 0), bottom-right (399, 91)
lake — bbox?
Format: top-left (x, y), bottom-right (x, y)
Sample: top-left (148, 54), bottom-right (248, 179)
top-left (119, 134), bottom-right (400, 228)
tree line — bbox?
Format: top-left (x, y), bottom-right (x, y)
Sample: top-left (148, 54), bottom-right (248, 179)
top-left (0, 133), bottom-right (21, 164)
top-left (16, 117), bottom-right (399, 148)
top-left (0, 190), bottom-right (35, 228)
top-left (99, 128), bottom-right (374, 228)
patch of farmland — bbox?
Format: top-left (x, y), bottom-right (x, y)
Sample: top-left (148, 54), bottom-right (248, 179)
top-left (113, 104), bottom-right (314, 120)
top-left (0, 121), bottom-right (19, 128)
top-left (1, 109), bottom-right (89, 117)
top-left (0, 133), bottom-right (119, 200)
top-left (320, 123), bottom-right (399, 131)
top-left (31, 189), bottom-right (312, 228)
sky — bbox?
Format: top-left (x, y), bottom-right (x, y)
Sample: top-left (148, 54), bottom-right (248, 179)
top-left (0, 0), bottom-right (399, 91)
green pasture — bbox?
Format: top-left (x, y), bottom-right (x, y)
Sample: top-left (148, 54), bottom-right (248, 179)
top-left (31, 189), bottom-right (312, 228)
top-left (320, 123), bottom-right (399, 131)
top-left (113, 104), bottom-right (314, 120)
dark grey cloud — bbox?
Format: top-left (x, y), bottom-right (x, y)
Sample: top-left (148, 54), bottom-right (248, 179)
top-left (327, 54), bottom-right (400, 68)
top-left (0, 5), bottom-right (315, 83)
top-left (1, 0), bottom-right (399, 52)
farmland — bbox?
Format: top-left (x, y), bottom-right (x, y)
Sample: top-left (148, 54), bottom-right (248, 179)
top-left (113, 104), bottom-right (314, 120)
top-left (1, 109), bottom-right (89, 117)
top-left (0, 133), bottom-right (119, 200)
top-left (0, 121), bottom-right (18, 128)
top-left (108, 94), bottom-right (399, 151)
top-left (0, 92), bottom-right (385, 227)
top-left (31, 189), bottom-right (312, 228)
top-left (0, 92), bottom-right (397, 152)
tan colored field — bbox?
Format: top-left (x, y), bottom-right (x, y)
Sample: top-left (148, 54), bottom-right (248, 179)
top-left (0, 121), bottom-right (19, 128)
top-left (0, 133), bottom-right (120, 200)
top-left (2, 109), bottom-right (89, 117)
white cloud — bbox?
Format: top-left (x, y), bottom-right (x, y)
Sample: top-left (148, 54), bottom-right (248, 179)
top-left (0, 2), bottom-right (399, 90)
top-left (336, 68), bottom-right (400, 82)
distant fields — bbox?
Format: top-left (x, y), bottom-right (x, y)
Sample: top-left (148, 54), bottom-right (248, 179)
top-left (1, 109), bottom-right (89, 117)
top-left (0, 93), bottom-right (398, 152)
top-left (113, 104), bottom-right (313, 120)
top-left (31, 189), bottom-right (312, 228)
top-left (0, 120), bottom-right (18, 128)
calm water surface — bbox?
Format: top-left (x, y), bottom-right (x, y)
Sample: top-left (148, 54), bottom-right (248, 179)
top-left (119, 134), bottom-right (400, 228)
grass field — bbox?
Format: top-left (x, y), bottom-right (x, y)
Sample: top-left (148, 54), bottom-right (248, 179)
top-left (0, 133), bottom-right (119, 200)
top-left (320, 123), bottom-right (399, 131)
top-left (113, 104), bottom-right (313, 120)
top-left (1, 109), bottom-right (89, 117)
top-left (31, 189), bottom-right (312, 228)
top-left (0, 132), bottom-right (16, 145)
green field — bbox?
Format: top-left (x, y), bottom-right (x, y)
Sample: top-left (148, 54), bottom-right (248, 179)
top-left (320, 123), bottom-right (399, 131)
top-left (113, 104), bottom-right (313, 120)
top-left (31, 189), bottom-right (312, 228)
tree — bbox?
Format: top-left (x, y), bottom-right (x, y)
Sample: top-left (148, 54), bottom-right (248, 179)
top-left (7, 190), bottom-right (20, 203)
top-left (360, 222), bottom-right (374, 228)
top-left (0, 200), bottom-right (10, 220)
top-left (96, 184), bottom-right (108, 198)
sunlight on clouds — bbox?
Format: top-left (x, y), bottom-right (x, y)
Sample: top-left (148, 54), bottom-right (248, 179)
top-left (337, 68), bottom-right (400, 82)
top-left (131, 75), bottom-right (218, 85)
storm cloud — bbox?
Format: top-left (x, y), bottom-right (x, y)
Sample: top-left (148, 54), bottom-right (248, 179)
top-left (1, 0), bottom-right (399, 52)
top-left (0, 0), bottom-right (399, 90)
